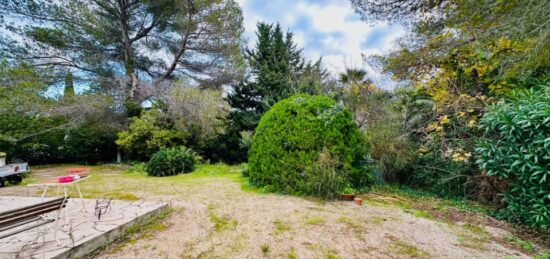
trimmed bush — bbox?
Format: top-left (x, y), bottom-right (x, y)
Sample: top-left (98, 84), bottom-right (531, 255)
top-left (248, 94), bottom-right (371, 198)
top-left (146, 146), bottom-right (198, 177)
top-left (476, 86), bottom-right (550, 230)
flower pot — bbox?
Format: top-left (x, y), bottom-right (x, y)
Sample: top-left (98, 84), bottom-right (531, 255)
top-left (354, 198), bottom-right (363, 206)
top-left (341, 193), bottom-right (355, 201)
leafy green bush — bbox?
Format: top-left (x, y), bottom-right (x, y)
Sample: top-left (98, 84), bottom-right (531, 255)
top-left (146, 147), bottom-right (198, 177)
top-left (248, 94), bottom-right (370, 198)
top-left (0, 114), bottom-right (119, 164)
top-left (116, 110), bottom-right (188, 161)
top-left (476, 86), bottom-right (550, 230)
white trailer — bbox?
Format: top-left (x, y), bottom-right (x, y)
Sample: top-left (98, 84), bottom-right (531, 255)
top-left (0, 163), bottom-right (29, 187)
top-left (0, 153), bottom-right (30, 187)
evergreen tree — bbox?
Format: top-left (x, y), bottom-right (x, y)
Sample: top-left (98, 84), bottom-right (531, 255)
top-left (64, 72), bottom-right (75, 98)
top-left (219, 22), bottom-right (325, 163)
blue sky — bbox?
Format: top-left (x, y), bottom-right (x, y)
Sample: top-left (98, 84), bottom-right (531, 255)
top-left (236, 0), bottom-right (406, 87)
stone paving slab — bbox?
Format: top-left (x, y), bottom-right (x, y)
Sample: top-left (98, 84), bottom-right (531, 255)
top-left (0, 196), bottom-right (167, 259)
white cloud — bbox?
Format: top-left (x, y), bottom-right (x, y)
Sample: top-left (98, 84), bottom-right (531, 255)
top-left (237, 0), bottom-right (407, 89)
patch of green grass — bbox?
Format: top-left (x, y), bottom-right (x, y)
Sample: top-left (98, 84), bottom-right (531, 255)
top-left (208, 205), bottom-right (238, 232)
top-left (390, 241), bottom-right (429, 258)
top-left (32, 163), bottom-right (248, 199)
top-left (125, 207), bottom-right (173, 235)
top-left (287, 248), bottom-right (297, 259)
top-left (451, 223), bottom-right (490, 251)
top-left (274, 219), bottom-right (292, 234)
top-left (371, 185), bottom-right (495, 215)
top-left (325, 250), bottom-right (340, 259)
top-left (83, 191), bottom-right (140, 201)
top-left (305, 215), bottom-right (326, 225)
top-left (408, 209), bottom-right (432, 219)
top-left (306, 244), bottom-right (342, 259)
top-left (369, 216), bottom-right (387, 225)
top-left (505, 235), bottom-right (535, 252)
top-left (462, 223), bottom-right (487, 235)
top-left (337, 216), bottom-right (366, 234)
top-left (126, 162), bottom-right (146, 174)
top-left (261, 244), bottom-right (270, 255)
top-left (533, 250), bottom-right (550, 259)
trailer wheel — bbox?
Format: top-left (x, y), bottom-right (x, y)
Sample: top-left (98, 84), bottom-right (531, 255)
top-left (8, 175), bottom-right (22, 185)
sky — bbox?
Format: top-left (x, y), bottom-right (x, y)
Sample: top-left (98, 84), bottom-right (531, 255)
top-left (235, 0), bottom-right (406, 88)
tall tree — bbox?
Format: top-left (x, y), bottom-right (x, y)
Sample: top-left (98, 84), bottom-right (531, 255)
top-left (0, 0), bottom-right (244, 106)
top-left (351, 0), bottom-right (550, 197)
top-left (339, 68), bottom-right (368, 86)
top-left (220, 22), bottom-right (325, 163)
top-left (338, 68), bottom-right (378, 129)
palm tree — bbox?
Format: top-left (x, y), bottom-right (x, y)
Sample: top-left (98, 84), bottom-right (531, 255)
top-left (338, 68), bottom-right (368, 85)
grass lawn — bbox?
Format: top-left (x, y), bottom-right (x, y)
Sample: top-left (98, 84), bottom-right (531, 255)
top-left (1, 163), bottom-right (548, 258)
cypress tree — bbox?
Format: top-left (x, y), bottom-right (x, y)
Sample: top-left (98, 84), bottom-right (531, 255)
top-left (64, 72), bottom-right (75, 98)
top-left (220, 22), bottom-right (316, 163)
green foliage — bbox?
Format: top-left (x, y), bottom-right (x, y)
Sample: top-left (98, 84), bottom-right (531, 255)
top-left (61, 122), bottom-right (119, 163)
top-left (408, 150), bottom-right (478, 198)
top-left (0, 0), bottom-right (245, 100)
top-left (0, 61), bottom-right (49, 114)
top-left (116, 110), bottom-right (188, 161)
top-left (362, 90), bottom-right (415, 183)
top-left (336, 69), bottom-right (415, 184)
top-left (0, 114), bottom-right (118, 164)
top-left (342, 186), bottom-right (357, 195)
top-left (476, 86), bottom-right (550, 230)
top-left (221, 22), bottom-right (327, 163)
top-left (352, 0), bottom-right (550, 207)
top-left (504, 236), bottom-right (535, 252)
top-left (127, 162), bottom-right (147, 174)
top-left (146, 147), bottom-right (198, 177)
top-left (248, 94), bottom-right (371, 198)
top-left (0, 61), bottom-right (119, 164)
top-left (208, 205), bottom-right (238, 231)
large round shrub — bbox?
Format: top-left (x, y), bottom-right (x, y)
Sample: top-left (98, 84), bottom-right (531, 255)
top-left (248, 94), bottom-right (370, 198)
top-left (146, 146), bottom-right (198, 177)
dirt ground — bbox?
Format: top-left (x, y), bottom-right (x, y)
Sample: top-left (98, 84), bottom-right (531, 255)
top-left (0, 164), bottom-right (545, 259)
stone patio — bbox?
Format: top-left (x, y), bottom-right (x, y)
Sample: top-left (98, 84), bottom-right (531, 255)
top-left (0, 196), bottom-right (168, 259)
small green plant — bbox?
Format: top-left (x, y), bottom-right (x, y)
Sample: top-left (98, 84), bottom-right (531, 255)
top-left (127, 162), bottom-right (147, 173)
top-left (325, 250), bottom-right (340, 259)
top-left (261, 244), bottom-right (270, 255)
top-left (305, 215), bottom-right (326, 225)
top-left (274, 219), bottom-right (292, 234)
top-left (391, 241), bottom-right (428, 258)
top-left (287, 248), bottom-right (297, 259)
top-left (146, 146), bottom-right (198, 177)
top-left (342, 186), bottom-right (357, 195)
top-left (207, 206), bottom-right (237, 232)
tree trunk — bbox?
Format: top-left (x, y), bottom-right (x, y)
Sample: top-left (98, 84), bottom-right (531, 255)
top-left (117, 150), bottom-right (122, 163)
